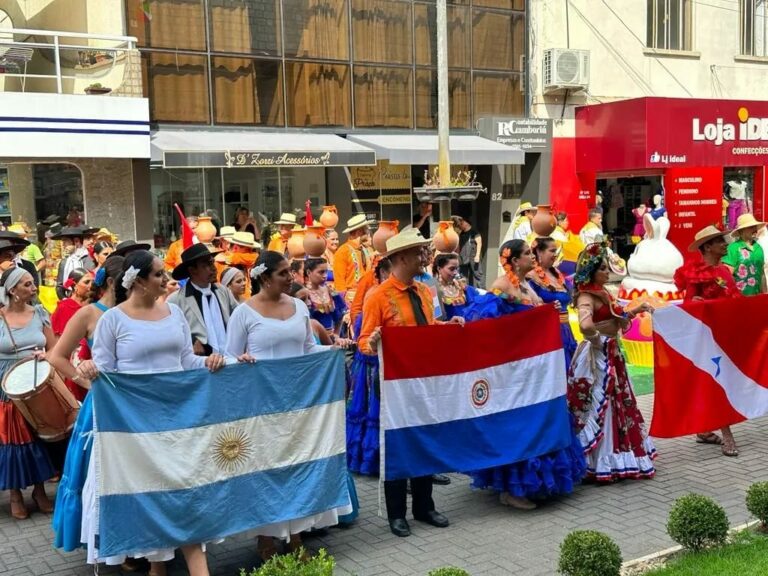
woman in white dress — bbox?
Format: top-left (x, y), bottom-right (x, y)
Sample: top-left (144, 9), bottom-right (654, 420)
top-left (76, 250), bottom-right (227, 576)
top-left (226, 250), bottom-right (352, 561)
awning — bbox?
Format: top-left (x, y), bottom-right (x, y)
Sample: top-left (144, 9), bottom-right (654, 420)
top-left (346, 134), bottom-right (525, 165)
top-left (151, 129), bottom-right (376, 168)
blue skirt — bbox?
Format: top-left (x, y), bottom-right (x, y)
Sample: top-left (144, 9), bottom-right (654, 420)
top-left (52, 393), bottom-right (93, 552)
top-left (337, 472), bottom-right (360, 525)
top-left (346, 350), bottom-right (380, 476)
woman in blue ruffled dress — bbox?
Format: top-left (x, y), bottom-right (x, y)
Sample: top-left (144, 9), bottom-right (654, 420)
top-left (433, 253), bottom-right (481, 320)
top-left (527, 237), bottom-right (578, 372)
top-left (49, 256), bottom-right (123, 554)
top-left (456, 240), bottom-right (587, 510)
top-left (304, 258), bottom-right (347, 337)
top-left (347, 257), bottom-right (392, 475)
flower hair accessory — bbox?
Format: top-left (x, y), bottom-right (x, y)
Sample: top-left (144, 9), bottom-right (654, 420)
top-left (93, 267), bottom-right (107, 287)
top-left (63, 278), bottom-right (76, 291)
top-left (250, 263), bottom-right (268, 281)
top-left (122, 266), bottom-right (140, 290)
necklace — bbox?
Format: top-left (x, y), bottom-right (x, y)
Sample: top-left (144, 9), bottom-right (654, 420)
top-left (530, 265), bottom-right (566, 292)
top-left (439, 279), bottom-right (466, 305)
top-left (307, 284), bottom-right (335, 313)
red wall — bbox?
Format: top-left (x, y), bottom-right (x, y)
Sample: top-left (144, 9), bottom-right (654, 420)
top-left (550, 137), bottom-right (592, 231)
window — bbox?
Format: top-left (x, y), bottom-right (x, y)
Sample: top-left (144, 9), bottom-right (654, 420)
top-left (127, 0), bottom-right (207, 51)
top-left (646, 0), bottom-right (692, 51)
top-left (212, 57), bottom-right (284, 125)
top-left (352, 0), bottom-right (413, 64)
top-left (354, 65), bottom-right (413, 128)
top-left (414, 4), bottom-right (470, 68)
top-left (145, 53), bottom-right (210, 123)
top-left (472, 9), bottom-right (524, 71)
top-left (208, 0), bottom-right (282, 56)
top-left (285, 62), bottom-right (351, 127)
top-left (282, 0), bottom-right (349, 60)
top-left (473, 72), bottom-right (523, 119)
top-left (741, 0), bottom-right (768, 57)
top-left (415, 69), bottom-right (470, 129)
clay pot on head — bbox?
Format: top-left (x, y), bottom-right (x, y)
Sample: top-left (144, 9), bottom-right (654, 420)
top-left (531, 205), bottom-right (557, 237)
top-left (196, 216), bottom-right (216, 243)
top-left (372, 220), bottom-right (399, 254)
top-left (433, 221), bottom-right (459, 253)
top-left (287, 227), bottom-right (306, 258)
top-left (319, 205), bottom-right (339, 229)
top-left (303, 225), bottom-right (327, 257)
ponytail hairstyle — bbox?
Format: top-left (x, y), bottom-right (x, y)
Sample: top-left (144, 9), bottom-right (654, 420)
top-left (89, 255), bottom-right (124, 303)
top-left (115, 250), bottom-right (156, 304)
top-left (532, 236), bottom-right (557, 268)
top-left (432, 252), bottom-right (459, 277)
top-left (63, 268), bottom-right (90, 299)
top-left (250, 250), bottom-right (287, 295)
top-left (93, 241), bottom-right (114, 256)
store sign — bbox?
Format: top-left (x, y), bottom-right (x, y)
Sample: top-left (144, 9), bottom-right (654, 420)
top-left (349, 160), bottom-right (411, 190)
top-left (163, 149), bottom-right (376, 168)
top-left (576, 97), bottom-right (768, 172)
top-left (664, 167), bottom-right (723, 256)
top-left (379, 194), bottom-right (412, 205)
top-left (478, 117), bottom-right (552, 152)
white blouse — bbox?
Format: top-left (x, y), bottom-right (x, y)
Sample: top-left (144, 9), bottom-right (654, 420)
top-left (225, 297), bottom-right (328, 359)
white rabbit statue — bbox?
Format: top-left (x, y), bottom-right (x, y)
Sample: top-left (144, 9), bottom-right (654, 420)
top-left (620, 214), bottom-right (684, 301)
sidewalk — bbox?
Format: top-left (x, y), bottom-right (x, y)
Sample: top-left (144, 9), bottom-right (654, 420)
top-left (1, 394), bottom-right (766, 575)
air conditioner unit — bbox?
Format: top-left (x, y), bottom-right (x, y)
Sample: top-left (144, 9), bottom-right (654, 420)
top-left (543, 48), bottom-right (589, 94)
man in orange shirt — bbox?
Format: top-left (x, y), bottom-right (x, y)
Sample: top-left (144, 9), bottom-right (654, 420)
top-left (334, 214), bottom-right (374, 305)
top-left (267, 213), bottom-right (296, 255)
top-left (217, 231), bottom-right (261, 298)
top-left (164, 215), bottom-right (198, 271)
top-left (358, 229), bottom-right (463, 538)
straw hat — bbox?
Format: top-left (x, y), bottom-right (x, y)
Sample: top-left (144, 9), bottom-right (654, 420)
top-left (342, 214), bottom-right (375, 234)
top-left (516, 202), bottom-right (534, 216)
top-left (274, 213), bottom-right (297, 226)
top-left (384, 228), bottom-right (432, 257)
top-left (688, 225), bottom-right (730, 252)
top-left (731, 213), bottom-right (765, 236)
top-left (218, 225), bottom-right (236, 239)
top-left (7, 224), bottom-right (27, 237)
top-left (230, 231), bottom-right (262, 249)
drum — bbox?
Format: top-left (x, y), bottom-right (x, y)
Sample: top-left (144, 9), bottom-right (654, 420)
top-left (1, 357), bottom-right (79, 442)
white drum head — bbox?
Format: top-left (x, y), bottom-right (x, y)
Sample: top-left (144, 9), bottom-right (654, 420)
top-left (3, 359), bottom-right (51, 396)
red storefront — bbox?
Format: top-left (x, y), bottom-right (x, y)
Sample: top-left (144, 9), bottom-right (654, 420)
top-left (556, 97), bottom-right (768, 256)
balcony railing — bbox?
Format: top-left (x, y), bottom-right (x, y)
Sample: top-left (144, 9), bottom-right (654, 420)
top-left (0, 27), bottom-right (138, 95)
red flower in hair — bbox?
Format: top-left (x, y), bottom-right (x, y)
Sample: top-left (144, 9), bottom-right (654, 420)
top-left (63, 278), bottom-right (76, 290)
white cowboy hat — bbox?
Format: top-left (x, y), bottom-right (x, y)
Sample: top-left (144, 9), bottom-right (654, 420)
top-left (218, 225), bottom-right (236, 239)
top-left (384, 228), bottom-right (432, 257)
top-left (688, 225), bottom-right (730, 252)
top-left (230, 231), bottom-right (262, 249)
top-left (515, 202), bottom-right (535, 216)
top-left (342, 213), bottom-right (375, 234)
top-left (731, 213), bottom-right (766, 236)
top-left (274, 213), bottom-right (297, 226)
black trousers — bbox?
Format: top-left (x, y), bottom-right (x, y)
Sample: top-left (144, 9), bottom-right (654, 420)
top-left (384, 476), bottom-right (435, 520)
top-left (460, 263), bottom-right (485, 289)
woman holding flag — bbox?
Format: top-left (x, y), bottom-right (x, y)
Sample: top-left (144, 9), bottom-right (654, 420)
top-left (459, 240), bottom-right (586, 510)
top-left (567, 242), bottom-right (657, 482)
top-left (673, 224), bottom-right (742, 457)
top-left (75, 250), bottom-right (227, 576)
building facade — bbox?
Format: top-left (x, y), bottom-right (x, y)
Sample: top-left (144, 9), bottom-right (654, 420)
top-left (528, 0), bottom-right (768, 254)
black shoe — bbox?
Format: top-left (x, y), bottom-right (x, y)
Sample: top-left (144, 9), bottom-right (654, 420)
top-left (388, 518), bottom-right (411, 537)
top-left (432, 473), bottom-right (451, 485)
top-left (414, 510), bottom-right (450, 528)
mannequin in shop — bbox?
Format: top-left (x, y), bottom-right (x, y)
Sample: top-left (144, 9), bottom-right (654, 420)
top-left (606, 184), bottom-right (624, 231)
top-left (632, 202), bottom-right (650, 242)
top-left (650, 194), bottom-right (666, 220)
top-left (726, 180), bottom-right (750, 229)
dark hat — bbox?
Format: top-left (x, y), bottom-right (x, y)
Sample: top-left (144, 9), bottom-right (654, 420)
top-left (51, 225), bottom-right (98, 239)
top-left (43, 214), bottom-right (60, 225)
top-left (172, 243), bottom-right (220, 280)
top-left (112, 239), bottom-right (151, 257)
top-left (0, 230), bottom-right (30, 247)
top-left (0, 239), bottom-right (28, 255)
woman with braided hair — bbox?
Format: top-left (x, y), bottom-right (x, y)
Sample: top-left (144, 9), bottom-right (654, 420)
top-left (567, 242), bottom-right (657, 482)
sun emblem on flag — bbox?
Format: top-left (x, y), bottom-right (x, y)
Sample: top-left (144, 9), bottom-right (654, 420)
top-left (471, 379), bottom-right (490, 408)
top-left (212, 427), bottom-right (253, 472)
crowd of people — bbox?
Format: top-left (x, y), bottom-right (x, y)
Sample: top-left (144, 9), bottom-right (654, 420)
top-left (0, 202), bottom-right (762, 575)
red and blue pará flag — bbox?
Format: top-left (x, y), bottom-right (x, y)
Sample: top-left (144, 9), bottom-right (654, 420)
top-left (651, 295), bottom-right (768, 438)
top-left (379, 306), bottom-right (572, 481)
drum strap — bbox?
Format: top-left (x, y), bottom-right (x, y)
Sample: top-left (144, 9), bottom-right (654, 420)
top-left (0, 311), bottom-right (18, 356)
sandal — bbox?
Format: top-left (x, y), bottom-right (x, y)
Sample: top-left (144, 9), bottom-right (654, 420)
top-left (696, 433), bottom-right (722, 445)
top-left (722, 442), bottom-right (739, 457)
top-left (31, 487), bottom-right (54, 513)
top-left (9, 494), bottom-right (28, 520)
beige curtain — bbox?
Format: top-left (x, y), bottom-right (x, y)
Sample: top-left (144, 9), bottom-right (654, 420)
top-left (287, 62), bottom-right (351, 126)
top-left (414, 5), bottom-right (469, 68)
top-left (149, 53), bottom-right (209, 122)
top-left (135, 0), bottom-right (207, 50)
top-left (289, 0), bottom-right (349, 60)
top-left (473, 73), bottom-right (522, 119)
top-left (354, 66), bottom-right (412, 127)
top-left (352, 0), bottom-right (411, 64)
top-left (415, 70), bottom-right (469, 129)
top-left (213, 57), bottom-right (257, 124)
top-left (210, 3), bottom-right (252, 53)
top-left (472, 9), bottom-right (513, 70)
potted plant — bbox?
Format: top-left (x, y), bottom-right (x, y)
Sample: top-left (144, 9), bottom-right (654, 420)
top-left (84, 83), bottom-right (111, 95)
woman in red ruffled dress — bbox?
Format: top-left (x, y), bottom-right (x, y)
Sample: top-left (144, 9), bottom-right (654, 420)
top-left (673, 224), bottom-right (742, 456)
top-left (567, 242), bottom-right (657, 482)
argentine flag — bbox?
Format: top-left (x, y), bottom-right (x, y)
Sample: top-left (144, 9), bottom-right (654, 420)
top-left (92, 350), bottom-right (349, 557)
